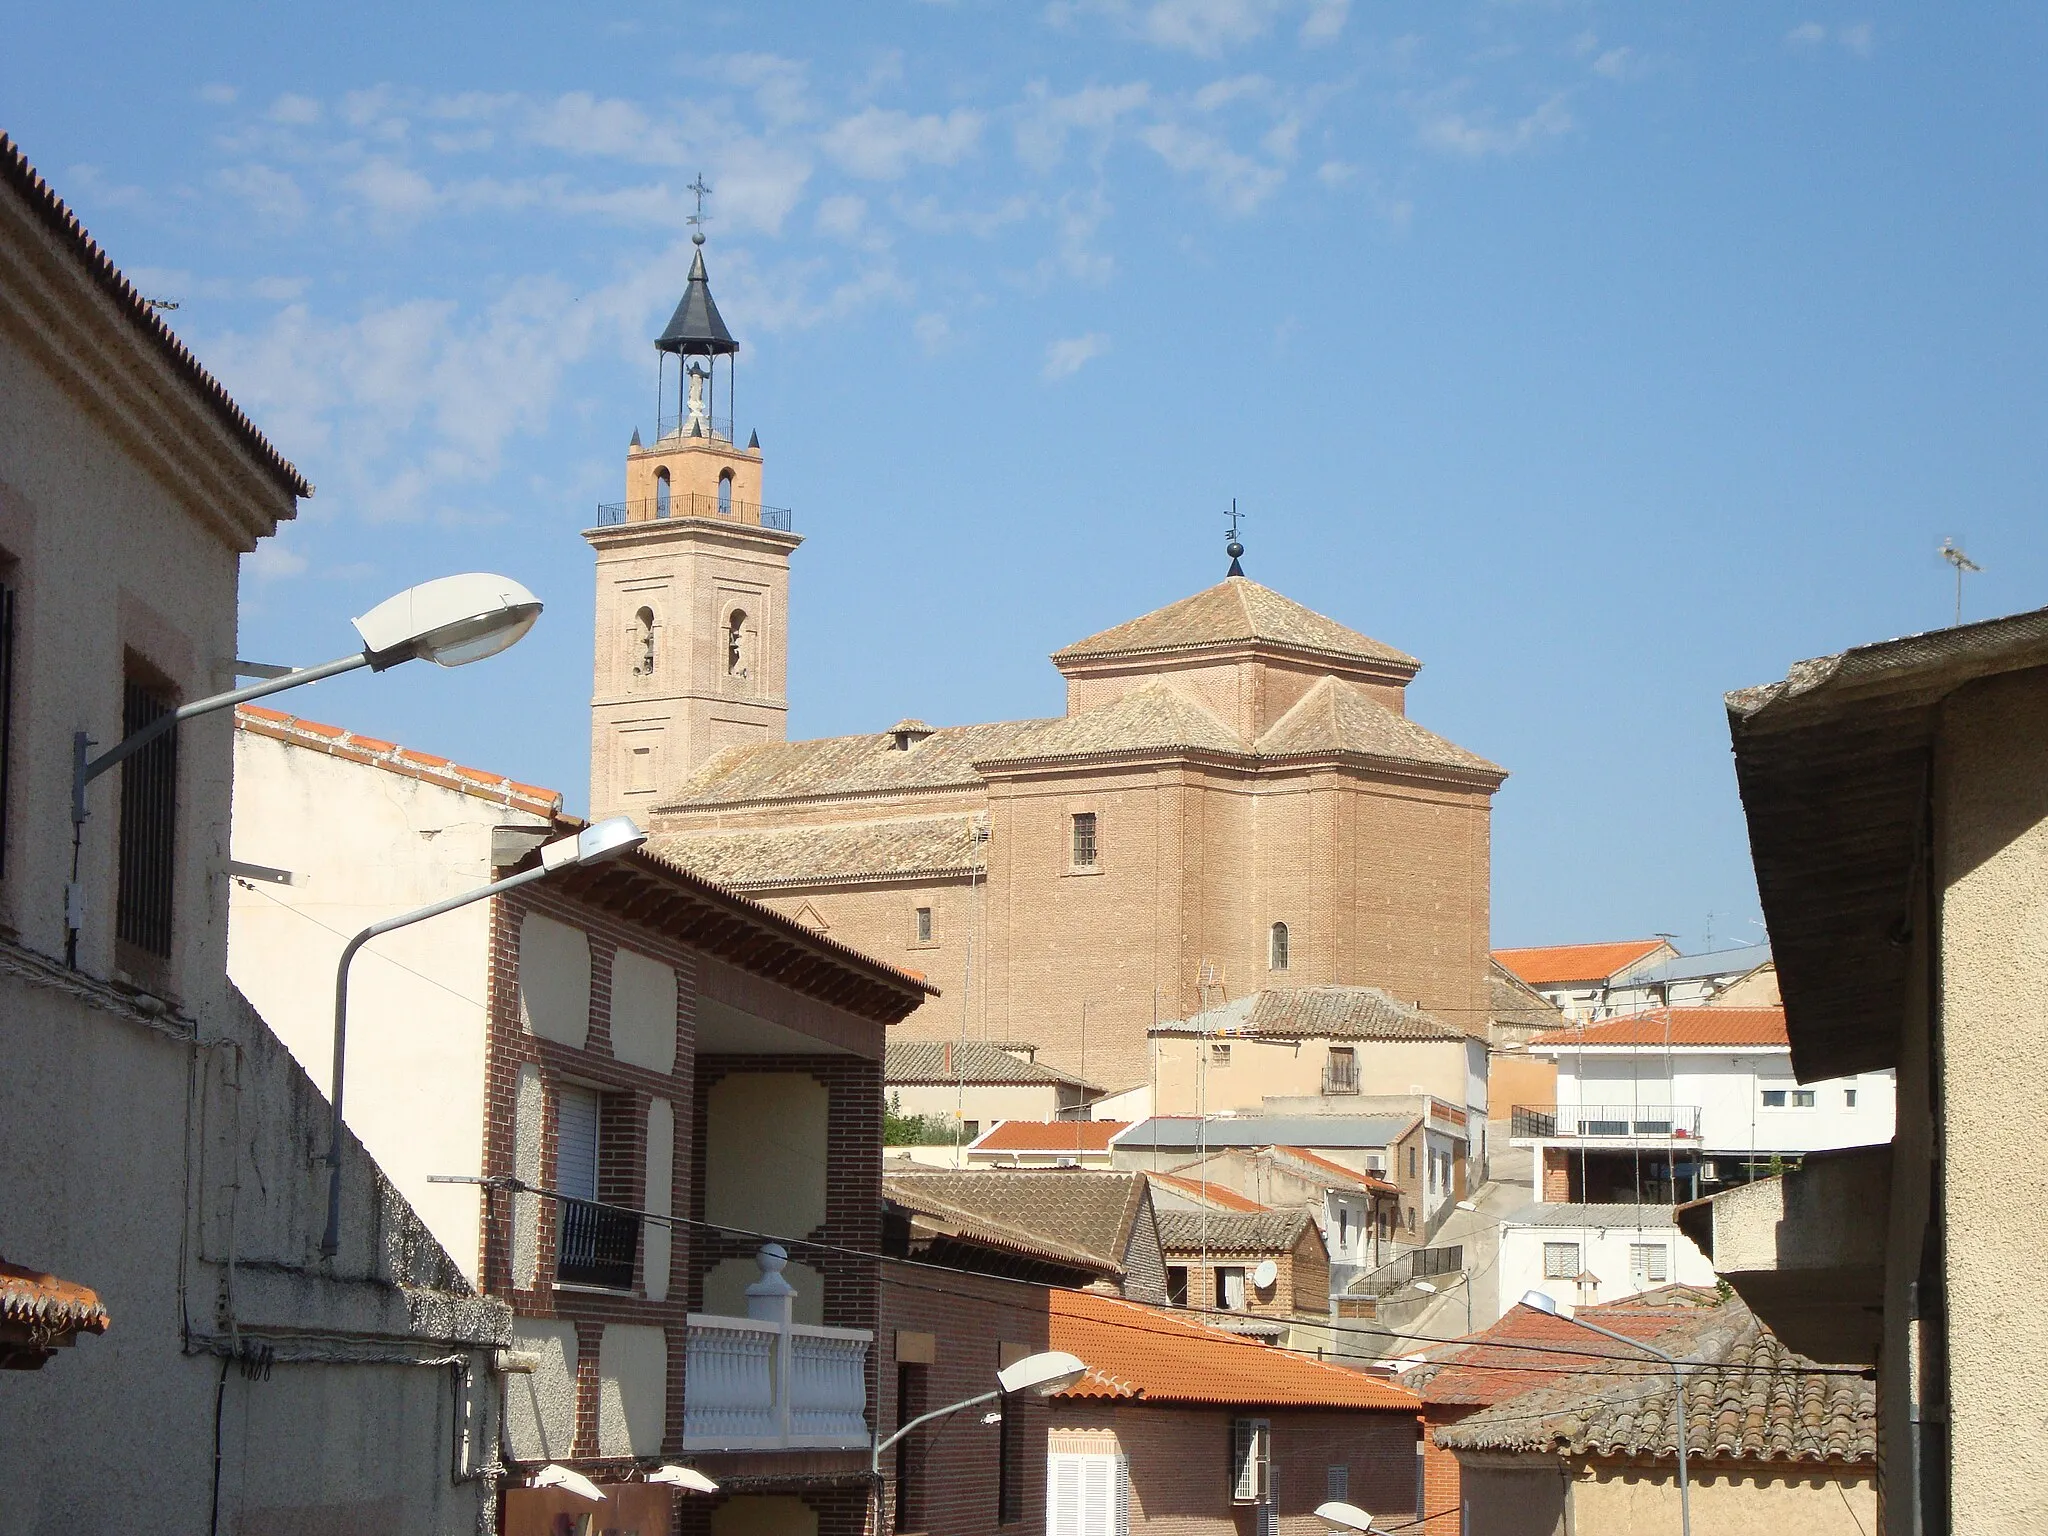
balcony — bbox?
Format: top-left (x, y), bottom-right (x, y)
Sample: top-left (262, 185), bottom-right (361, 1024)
top-left (595, 494), bottom-right (793, 532)
top-left (1510, 1103), bottom-right (1704, 1143)
top-left (683, 1245), bottom-right (871, 1452)
top-left (556, 1196), bottom-right (641, 1290)
top-left (1321, 1064), bottom-right (1360, 1096)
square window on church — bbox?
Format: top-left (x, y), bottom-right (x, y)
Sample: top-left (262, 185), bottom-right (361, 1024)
top-left (1071, 812), bottom-right (1098, 868)
top-left (915, 906), bottom-right (933, 944)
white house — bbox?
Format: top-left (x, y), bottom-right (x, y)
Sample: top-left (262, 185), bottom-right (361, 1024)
top-left (1497, 1204), bottom-right (1717, 1311)
top-left (1513, 1006), bottom-right (1895, 1204)
top-left (1602, 942), bottom-right (1775, 1016)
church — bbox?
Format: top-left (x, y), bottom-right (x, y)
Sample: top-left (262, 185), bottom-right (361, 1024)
top-left (586, 238), bottom-right (1506, 1093)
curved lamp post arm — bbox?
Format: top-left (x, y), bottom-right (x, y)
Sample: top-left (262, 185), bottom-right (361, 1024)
top-left (869, 1388), bottom-right (1002, 1476)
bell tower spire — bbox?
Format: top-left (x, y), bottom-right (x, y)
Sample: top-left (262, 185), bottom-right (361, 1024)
top-left (585, 186), bottom-right (801, 823)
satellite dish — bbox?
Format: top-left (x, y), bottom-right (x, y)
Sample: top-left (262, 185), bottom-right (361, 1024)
top-left (1252, 1259), bottom-right (1279, 1290)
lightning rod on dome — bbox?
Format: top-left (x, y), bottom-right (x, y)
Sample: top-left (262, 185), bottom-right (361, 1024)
top-left (1225, 500), bottom-right (1246, 578)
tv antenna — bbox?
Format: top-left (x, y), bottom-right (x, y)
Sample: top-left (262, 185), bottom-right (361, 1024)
top-left (686, 173), bottom-right (713, 244)
top-left (141, 297), bottom-right (180, 314)
top-left (1224, 500), bottom-right (1246, 577)
top-left (1939, 538), bottom-right (1981, 625)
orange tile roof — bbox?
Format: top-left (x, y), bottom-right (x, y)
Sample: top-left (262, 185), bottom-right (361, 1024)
top-left (1414, 1290), bottom-right (1713, 1409)
top-left (1146, 1171), bottom-right (1270, 1212)
top-left (236, 705), bottom-right (562, 818)
top-left (1493, 940), bottom-right (1670, 987)
top-left (1049, 1289), bottom-right (1418, 1411)
top-left (0, 1260), bottom-right (110, 1336)
top-left (1273, 1146), bottom-right (1402, 1196)
top-left (1527, 1007), bottom-right (1789, 1050)
top-left (971, 1120), bottom-right (1129, 1154)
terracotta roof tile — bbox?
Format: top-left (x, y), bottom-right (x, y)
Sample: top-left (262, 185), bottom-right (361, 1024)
top-left (1489, 960), bottom-right (1570, 1029)
top-left (0, 1259), bottom-right (110, 1336)
top-left (887, 1040), bottom-right (1098, 1089)
top-left (1160, 986), bottom-right (1466, 1042)
top-left (883, 1169), bottom-right (1146, 1273)
top-left (1049, 1289), bottom-right (1418, 1410)
top-left (1412, 1293), bottom-right (1705, 1408)
top-left (971, 1120), bottom-right (1128, 1154)
top-left (1052, 578), bottom-right (1419, 672)
top-left (1145, 1171), bottom-right (1271, 1212)
top-left (1272, 1146), bottom-right (1401, 1195)
top-left (235, 706), bottom-right (563, 817)
top-left (1493, 940), bottom-right (1672, 988)
top-left (671, 719), bottom-right (1051, 807)
top-left (1155, 1209), bottom-right (1314, 1254)
top-left (1256, 677), bottom-right (1503, 778)
top-left (1527, 1007), bottom-right (1789, 1051)
top-left (652, 816), bottom-right (985, 889)
top-left (974, 681), bottom-right (1245, 764)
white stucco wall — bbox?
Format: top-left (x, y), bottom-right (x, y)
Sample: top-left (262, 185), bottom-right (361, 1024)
top-left (1498, 1217), bottom-right (1715, 1310)
top-left (504, 1319), bottom-right (580, 1461)
top-left (611, 946), bottom-right (678, 1072)
top-left (229, 730), bottom-right (553, 1283)
top-left (597, 1323), bottom-right (669, 1456)
top-left (1545, 1048), bottom-right (1896, 1154)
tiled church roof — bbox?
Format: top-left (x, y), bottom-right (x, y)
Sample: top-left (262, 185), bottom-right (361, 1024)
top-left (1154, 986), bottom-right (1465, 1042)
top-left (1256, 676), bottom-right (1502, 775)
top-left (974, 681), bottom-right (1244, 764)
top-left (887, 1039), bottom-right (1096, 1088)
top-left (1053, 576), bottom-right (1419, 671)
top-left (652, 815), bottom-right (983, 889)
top-left (671, 720), bottom-right (1047, 806)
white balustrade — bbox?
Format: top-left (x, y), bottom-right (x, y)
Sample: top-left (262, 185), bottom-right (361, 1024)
top-left (683, 1243), bottom-right (872, 1452)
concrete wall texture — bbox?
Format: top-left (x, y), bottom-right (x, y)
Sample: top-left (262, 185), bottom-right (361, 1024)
top-left (1457, 1457), bottom-right (1875, 1536)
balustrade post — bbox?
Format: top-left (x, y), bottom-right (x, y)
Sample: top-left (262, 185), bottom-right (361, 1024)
top-left (747, 1243), bottom-right (798, 1444)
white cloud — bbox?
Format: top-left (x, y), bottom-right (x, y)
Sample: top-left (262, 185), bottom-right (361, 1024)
top-left (198, 83), bottom-right (237, 107)
top-left (1141, 121), bottom-right (1285, 214)
top-left (1416, 92), bottom-right (1573, 159)
top-left (343, 158), bottom-right (440, 222)
top-left (246, 538), bottom-right (308, 580)
top-left (719, 53), bottom-right (814, 128)
top-left (1591, 47), bottom-right (1635, 80)
top-left (526, 92), bottom-right (662, 161)
top-left (216, 163), bottom-right (307, 225)
top-left (267, 92), bottom-right (322, 125)
top-left (1300, 0), bottom-right (1348, 46)
top-left (1193, 74), bottom-right (1271, 112)
top-left (1786, 21), bottom-right (1873, 58)
top-left (914, 311), bottom-right (953, 355)
top-left (1315, 159), bottom-right (1356, 186)
top-left (816, 194), bottom-right (869, 241)
top-left (1014, 80), bottom-right (1151, 173)
top-left (1785, 22), bottom-right (1828, 46)
top-left (1144, 0), bottom-right (1283, 56)
top-left (1841, 22), bottom-right (1874, 57)
top-left (1043, 331), bottom-right (1110, 380)
top-left (822, 106), bottom-right (985, 179)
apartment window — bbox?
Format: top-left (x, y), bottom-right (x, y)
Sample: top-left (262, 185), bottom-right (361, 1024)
top-left (1408, 1147), bottom-right (1419, 1178)
top-left (961, 1120), bottom-right (980, 1141)
top-left (896, 1361), bottom-right (928, 1532)
top-left (1405, 1207), bottom-right (1415, 1233)
top-left (554, 1085), bottom-right (638, 1290)
top-left (1323, 1046), bottom-right (1358, 1095)
top-left (1269, 921), bottom-right (1289, 970)
top-left (1630, 1244), bottom-right (1669, 1286)
top-left (1544, 1241), bottom-right (1581, 1279)
top-left (914, 906), bottom-right (933, 943)
top-left (1230, 1418), bottom-right (1272, 1504)
top-left (116, 672), bottom-right (178, 959)
top-left (1166, 1266), bottom-right (1189, 1306)
top-left (1763, 1085), bottom-right (1817, 1109)
top-left (1216, 1266), bottom-right (1247, 1310)
top-left (1338, 1208), bottom-right (1350, 1247)
top-left (0, 573), bottom-right (14, 880)
top-left (1071, 811), bottom-right (1098, 868)
top-left (1845, 1088), bottom-right (1858, 1108)
top-left (1209, 1041), bottom-right (1231, 1067)
top-left (1326, 1465), bottom-right (1349, 1502)
top-left (1792, 1089), bottom-right (1816, 1108)
top-left (1046, 1453), bottom-right (1128, 1536)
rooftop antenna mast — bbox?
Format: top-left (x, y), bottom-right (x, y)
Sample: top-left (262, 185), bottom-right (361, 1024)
top-left (1939, 539), bottom-right (1981, 626)
top-left (1224, 501), bottom-right (1246, 577)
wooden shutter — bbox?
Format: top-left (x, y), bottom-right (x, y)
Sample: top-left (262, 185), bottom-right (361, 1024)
top-left (1232, 1419), bottom-right (1270, 1504)
top-left (1048, 1454), bottom-right (1123, 1536)
top-left (556, 1085), bottom-right (600, 1201)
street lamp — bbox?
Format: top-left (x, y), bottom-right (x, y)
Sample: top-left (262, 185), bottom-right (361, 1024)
top-left (870, 1351), bottom-right (1088, 1532)
top-left (647, 1465), bottom-right (719, 1492)
top-left (532, 1464), bottom-right (605, 1502)
top-left (1314, 1501), bottom-right (1380, 1534)
top-left (66, 572), bottom-right (542, 964)
top-left (319, 815), bottom-right (647, 1258)
top-left (1520, 1290), bottom-right (1692, 1536)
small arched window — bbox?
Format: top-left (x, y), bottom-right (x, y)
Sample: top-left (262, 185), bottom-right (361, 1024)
top-left (726, 610), bottom-right (748, 678)
top-left (635, 607), bottom-right (656, 677)
top-left (717, 469), bottom-right (734, 516)
top-left (654, 467), bottom-right (672, 519)
top-left (1269, 922), bottom-right (1290, 971)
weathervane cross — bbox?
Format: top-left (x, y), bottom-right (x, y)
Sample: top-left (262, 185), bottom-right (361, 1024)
top-left (1224, 499), bottom-right (1246, 577)
top-left (687, 173), bottom-right (713, 230)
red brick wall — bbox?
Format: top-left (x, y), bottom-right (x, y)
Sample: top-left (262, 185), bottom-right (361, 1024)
top-left (1418, 1406), bottom-right (1477, 1534)
top-left (876, 1261), bottom-right (1055, 1536)
top-left (1541, 1148), bottom-right (1571, 1203)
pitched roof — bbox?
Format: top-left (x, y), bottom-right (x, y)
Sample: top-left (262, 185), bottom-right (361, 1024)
top-left (1052, 577), bottom-right (1419, 673)
top-left (1500, 1202), bottom-right (1682, 1229)
top-left (1493, 940), bottom-right (1673, 988)
top-left (973, 681), bottom-right (1244, 765)
top-left (882, 1169), bottom-right (1148, 1274)
top-left (1118, 1116), bottom-right (1415, 1152)
top-left (1049, 1289), bottom-right (1417, 1410)
top-left (1255, 677), bottom-right (1503, 777)
top-left (1620, 943), bottom-right (1774, 988)
top-left (1434, 1295), bottom-right (1875, 1464)
top-left (1155, 1209), bottom-right (1316, 1254)
top-left (0, 1259), bottom-right (110, 1338)
top-left (887, 1040), bottom-right (1097, 1089)
top-left (653, 815), bottom-right (984, 890)
top-left (1145, 1171), bottom-right (1271, 1212)
top-left (1488, 960), bottom-right (1569, 1030)
top-left (970, 1120), bottom-right (1128, 1154)
top-left (235, 706), bottom-right (562, 817)
top-left (1158, 987), bottom-right (1465, 1042)
top-left (670, 718), bottom-right (1050, 808)
top-left (1272, 1146), bottom-right (1401, 1196)
top-left (1411, 1291), bottom-right (1710, 1409)
top-left (1526, 1007), bottom-right (1789, 1051)
top-left (1, 133), bottom-right (310, 503)
top-left (655, 245), bottom-right (738, 356)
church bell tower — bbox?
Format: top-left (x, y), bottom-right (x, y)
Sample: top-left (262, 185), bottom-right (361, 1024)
top-left (586, 226), bottom-right (800, 822)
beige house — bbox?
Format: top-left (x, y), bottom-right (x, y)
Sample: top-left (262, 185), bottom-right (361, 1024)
top-left (1155, 1208), bottom-right (1332, 1349)
top-left (0, 134), bottom-right (511, 1533)
top-left (581, 255), bottom-right (1506, 1095)
top-left (1678, 607), bottom-right (2048, 1536)
top-left (885, 1037), bottom-right (1100, 1138)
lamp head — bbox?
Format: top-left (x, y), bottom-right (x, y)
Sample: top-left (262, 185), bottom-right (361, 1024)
top-left (353, 573), bottom-right (542, 670)
top-left (1413, 1281), bottom-right (1437, 1295)
top-left (996, 1350), bottom-right (1088, 1397)
top-left (533, 1464), bottom-right (606, 1502)
top-left (1315, 1501), bottom-right (1378, 1533)
top-left (1520, 1289), bottom-right (1567, 1317)
top-left (541, 816), bottom-right (649, 872)
top-left (648, 1465), bottom-right (719, 1493)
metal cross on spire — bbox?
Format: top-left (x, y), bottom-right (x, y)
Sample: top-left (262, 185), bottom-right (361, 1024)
top-left (686, 173), bottom-right (713, 244)
top-left (1224, 500), bottom-right (1246, 577)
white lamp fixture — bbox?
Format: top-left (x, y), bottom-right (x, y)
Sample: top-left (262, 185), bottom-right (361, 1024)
top-left (1520, 1288), bottom-right (1570, 1318)
top-left (352, 571), bottom-right (543, 668)
top-left (1315, 1501), bottom-right (1379, 1533)
top-left (1413, 1281), bottom-right (1438, 1295)
top-left (533, 1464), bottom-right (606, 1502)
top-left (647, 1465), bottom-right (719, 1493)
top-left (542, 815), bottom-right (650, 871)
top-left (995, 1350), bottom-right (1089, 1396)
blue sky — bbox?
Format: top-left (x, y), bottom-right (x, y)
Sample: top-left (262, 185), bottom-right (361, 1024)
top-left (8, 2), bottom-right (2047, 953)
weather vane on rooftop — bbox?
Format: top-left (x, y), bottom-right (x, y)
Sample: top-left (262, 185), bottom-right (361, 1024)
top-left (1225, 500), bottom-right (1246, 577)
top-left (687, 173), bottom-right (713, 246)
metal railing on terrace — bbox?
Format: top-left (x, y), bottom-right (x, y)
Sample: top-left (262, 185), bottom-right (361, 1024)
top-left (556, 1196), bottom-right (640, 1290)
top-left (654, 412), bottom-right (736, 443)
top-left (1510, 1104), bottom-right (1704, 1142)
top-left (1345, 1243), bottom-right (1465, 1299)
top-left (594, 493), bottom-right (793, 531)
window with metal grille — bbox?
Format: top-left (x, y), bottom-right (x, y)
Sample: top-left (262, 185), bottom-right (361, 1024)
top-left (1209, 1041), bottom-right (1231, 1066)
top-left (1629, 1244), bottom-right (1669, 1285)
top-left (1230, 1418), bottom-right (1271, 1504)
top-left (1326, 1465), bottom-right (1349, 1502)
top-left (1269, 921), bottom-right (1289, 970)
top-left (915, 906), bottom-right (933, 943)
top-left (116, 674), bottom-right (177, 957)
top-left (554, 1085), bottom-right (640, 1289)
top-left (1543, 1241), bottom-right (1581, 1279)
top-left (1071, 812), bottom-right (1097, 868)
top-left (0, 576), bottom-right (14, 881)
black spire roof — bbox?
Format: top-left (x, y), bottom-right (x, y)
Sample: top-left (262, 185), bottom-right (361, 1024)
top-left (655, 242), bottom-right (738, 357)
